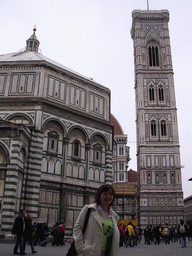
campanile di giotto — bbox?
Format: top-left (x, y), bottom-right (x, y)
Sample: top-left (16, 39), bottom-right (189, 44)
top-left (131, 10), bottom-right (184, 228)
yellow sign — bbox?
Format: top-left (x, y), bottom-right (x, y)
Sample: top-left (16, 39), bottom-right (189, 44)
top-left (117, 220), bottom-right (137, 227)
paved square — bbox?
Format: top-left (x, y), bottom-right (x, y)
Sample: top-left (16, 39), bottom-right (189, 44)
top-left (0, 240), bottom-right (192, 256)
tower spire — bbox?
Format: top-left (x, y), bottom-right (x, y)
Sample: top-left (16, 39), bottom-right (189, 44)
top-left (26, 26), bottom-right (40, 52)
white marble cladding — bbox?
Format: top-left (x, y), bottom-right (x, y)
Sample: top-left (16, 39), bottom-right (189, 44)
top-left (0, 67), bottom-right (109, 121)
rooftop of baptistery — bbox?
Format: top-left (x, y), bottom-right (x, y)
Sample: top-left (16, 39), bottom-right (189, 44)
top-left (0, 28), bottom-right (110, 93)
top-left (110, 113), bottom-right (124, 135)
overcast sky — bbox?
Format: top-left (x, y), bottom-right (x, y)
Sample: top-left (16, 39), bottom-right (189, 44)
top-left (1, 0), bottom-right (192, 198)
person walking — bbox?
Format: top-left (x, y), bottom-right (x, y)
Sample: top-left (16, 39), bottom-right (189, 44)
top-left (178, 219), bottom-right (187, 248)
top-left (173, 225), bottom-right (179, 242)
top-left (163, 223), bottom-right (170, 244)
top-left (154, 226), bottom-right (161, 245)
top-left (118, 223), bottom-right (125, 247)
top-left (12, 209), bottom-right (26, 255)
top-left (51, 222), bottom-right (59, 246)
top-left (40, 222), bottom-right (50, 246)
top-left (24, 213), bottom-right (37, 254)
top-left (73, 184), bottom-right (119, 256)
top-left (125, 222), bottom-right (135, 247)
top-left (58, 223), bottom-right (65, 246)
top-left (144, 225), bottom-right (151, 245)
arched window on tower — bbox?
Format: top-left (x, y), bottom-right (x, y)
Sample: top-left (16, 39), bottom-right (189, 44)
top-left (161, 121), bottom-right (167, 137)
top-left (149, 45), bottom-right (159, 67)
top-left (159, 86), bottom-right (164, 102)
top-left (151, 121), bottom-right (157, 137)
top-left (149, 86), bottom-right (155, 102)
top-left (119, 146), bottom-right (124, 156)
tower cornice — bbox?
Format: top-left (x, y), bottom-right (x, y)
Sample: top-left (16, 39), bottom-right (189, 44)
top-left (131, 9), bottom-right (169, 39)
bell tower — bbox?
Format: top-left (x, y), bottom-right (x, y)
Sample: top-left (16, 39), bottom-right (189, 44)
top-left (131, 10), bottom-right (184, 228)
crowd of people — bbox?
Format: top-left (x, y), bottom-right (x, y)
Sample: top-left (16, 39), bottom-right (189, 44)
top-left (12, 190), bottom-right (192, 256)
top-left (12, 209), bottom-right (65, 255)
top-left (118, 222), bottom-right (142, 247)
top-left (118, 219), bottom-right (192, 249)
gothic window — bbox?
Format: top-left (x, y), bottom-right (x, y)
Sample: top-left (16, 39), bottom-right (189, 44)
top-left (119, 162), bottom-right (124, 171)
top-left (119, 172), bottom-right (125, 182)
top-left (149, 45), bottom-right (159, 66)
top-left (151, 121), bottom-right (157, 137)
top-left (149, 86), bottom-right (155, 101)
top-left (93, 143), bottom-right (102, 165)
top-left (73, 140), bottom-right (81, 158)
top-left (119, 146), bottom-right (124, 155)
top-left (161, 121), bottom-right (167, 137)
top-left (159, 86), bottom-right (164, 102)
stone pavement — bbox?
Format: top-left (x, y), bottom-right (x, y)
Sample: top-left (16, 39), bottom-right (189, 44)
top-left (0, 240), bottom-right (192, 256)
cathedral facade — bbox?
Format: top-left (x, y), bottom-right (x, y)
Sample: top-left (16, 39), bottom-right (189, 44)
top-left (131, 10), bottom-right (184, 228)
top-left (0, 28), bottom-right (118, 235)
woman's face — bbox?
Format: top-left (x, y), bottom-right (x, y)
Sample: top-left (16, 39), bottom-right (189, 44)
top-left (100, 189), bottom-right (114, 207)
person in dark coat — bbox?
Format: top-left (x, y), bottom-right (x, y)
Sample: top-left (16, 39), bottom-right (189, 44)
top-left (154, 226), bottom-right (161, 245)
top-left (51, 223), bottom-right (59, 246)
top-left (24, 214), bottom-right (37, 254)
top-left (12, 209), bottom-right (26, 255)
top-left (39, 222), bottom-right (50, 246)
top-left (144, 225), bottom-right (151, 245)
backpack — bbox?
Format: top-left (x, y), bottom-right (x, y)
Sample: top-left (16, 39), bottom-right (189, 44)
top-left (163, 227), bottom-right (169, 235)
top-left (180, 225), bottom-right (185, 233)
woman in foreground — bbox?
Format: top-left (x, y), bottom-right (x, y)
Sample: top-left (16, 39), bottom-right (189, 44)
top-left (73, 184), bottom-right (119, 256)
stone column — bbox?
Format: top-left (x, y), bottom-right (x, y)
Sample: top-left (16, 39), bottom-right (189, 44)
top-left (23, 129), bottom-right (44, 217)
top-left (85, 143), bottom-right (91, 182)
top-left (62, 138), bottom-right (69, 178)
top-left (105, 149), bottom-right (113, 183)
top-left (60, 187), bottom-right (66, 223)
